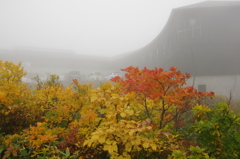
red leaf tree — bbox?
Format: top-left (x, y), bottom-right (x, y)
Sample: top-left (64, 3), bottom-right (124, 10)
top-left (111, 66), bottom-right (214, 129)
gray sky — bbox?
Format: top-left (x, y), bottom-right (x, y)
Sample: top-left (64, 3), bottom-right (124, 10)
top-left (0, 0), bottom-right (206, 57)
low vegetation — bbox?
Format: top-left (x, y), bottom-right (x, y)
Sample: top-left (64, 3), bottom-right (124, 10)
top-left (0, 60), bottom-right (240, 159)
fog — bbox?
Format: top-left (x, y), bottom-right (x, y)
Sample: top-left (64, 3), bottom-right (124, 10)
top-left (1, 0), bottom-right (240, 99)
top-left (0, 0), bottom-right (204, 57)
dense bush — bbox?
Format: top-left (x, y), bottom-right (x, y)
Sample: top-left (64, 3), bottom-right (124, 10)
top-left (191, 102), bottom-right (240, 158)
top-left (0, 60), bottom-right (239, 159)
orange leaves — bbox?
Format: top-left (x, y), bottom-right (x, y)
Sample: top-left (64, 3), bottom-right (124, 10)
top-left (111, 66), bottom-right (215, 129)
top-left (110, 75), bottom-right (121, 82)
top-left (23, 122), bottom-right (63, 149)
top-left (169, 66), bottom-right (177, 72)
top-left (117, 66), bottom-right (179, 101)
top-left (80, 109), bottom-right (98, 126)
top-left (116, 66), bottom-right (191, 99)
top-left (72, 78), bottom-right (79, 85)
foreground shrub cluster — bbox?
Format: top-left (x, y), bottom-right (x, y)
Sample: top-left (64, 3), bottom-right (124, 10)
top-left (0, 60), bottom-right (240, 159)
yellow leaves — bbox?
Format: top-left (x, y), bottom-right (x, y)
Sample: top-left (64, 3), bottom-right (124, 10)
top-left (3, 110), bottom-right (10, 115)
top-left (103, 143), bottom-right (118, 154)
top-left (193, 104), bottom-right (211, 119)
top-left (233, 152), bottom-right (238, 157)
top-left (90, 88), bottom-right (108, 103)
top-left (0, 61), bottom-right (27, 102)
top-left (124, 142), bottom-right (132, 153)
top-left (125, 109), bottom-right (134, 116)
top-left (120, 112), bottom-right (127, 118)
top-left (0, 61), bottom-right (36, 134)
top-left (151, 143), bottom-right (157, 151)
top-left (90, 95), bottom-right (98, 102)
top-left (98, 136), bottom-right (106, 144)
top-left (128, 129), bottom-right (136, 136)
top-left (0, 90), bottom-right (6, 101)
top-left (112, 93), bottom-right (119, 99)
top-left (216, 148), bottom-right (221, 152)
top-left (119, 108), bottom-right (134, 119)
top-left (130, 137), bottom-right (141, 146)
top-left (83, 139), bottom-right (92, 147)
top-left (1, 62), bottom-right (208, 158)
top-left (91, 134), bottom-right (99, 140)
top-left (0, 61), bottom-right (26, 83)
top-left (84, 117), bottom-right (157, 158)
top-left (213, 129), bottom-right (221, 137)
top-left (142, 141), bottom-right (150, 149)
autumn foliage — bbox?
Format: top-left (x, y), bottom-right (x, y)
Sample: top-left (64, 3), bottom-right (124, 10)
top-left (1, 60), bottom-right (240, 159)
top-left (111, 66), bottom-right (214, 130)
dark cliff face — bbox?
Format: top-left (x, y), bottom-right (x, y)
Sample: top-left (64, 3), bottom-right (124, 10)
top-left (113, 1), bottom-right (240, 76)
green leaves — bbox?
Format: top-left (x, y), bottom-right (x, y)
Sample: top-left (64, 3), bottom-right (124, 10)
top-left (191, 102), bottom-right (240, 158)
top-left (58, 147), bottom-right (70, 158)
